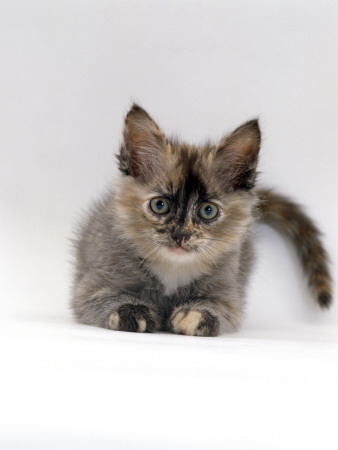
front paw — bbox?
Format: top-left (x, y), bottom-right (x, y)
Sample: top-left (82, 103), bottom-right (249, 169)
top-left (109, 304), bottom-right (159, 333)
top-left (169, 306), bottom-right (219, 337)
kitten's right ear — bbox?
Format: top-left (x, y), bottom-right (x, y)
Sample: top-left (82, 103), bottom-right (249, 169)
top-left (118, 104), bottom-right (166, 182)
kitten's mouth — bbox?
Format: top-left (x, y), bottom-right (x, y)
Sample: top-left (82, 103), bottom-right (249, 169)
top-left (167, 242), bottom-right (195, 255)
top-left (170, 246), bottom-right (188, 255)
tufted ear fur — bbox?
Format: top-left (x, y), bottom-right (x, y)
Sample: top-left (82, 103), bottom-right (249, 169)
top-left (118, 104), bottom-right (166, 183)
top-left (213, 119), bottom-right (261, 191)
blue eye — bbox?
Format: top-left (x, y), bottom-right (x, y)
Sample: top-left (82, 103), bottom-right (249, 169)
top-left (150, 198), bottom-right (170, 215)
top-left (198, 203), bottom-right (219, 220)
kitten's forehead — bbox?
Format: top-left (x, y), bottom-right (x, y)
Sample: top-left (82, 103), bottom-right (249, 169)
top-left (160, 141), bottom-right (214, 198)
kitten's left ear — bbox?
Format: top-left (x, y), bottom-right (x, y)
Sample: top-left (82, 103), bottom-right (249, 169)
top-left (118, 104), bottom-right (166, 183)
top-left (213, 119), bottom-right (261, 190)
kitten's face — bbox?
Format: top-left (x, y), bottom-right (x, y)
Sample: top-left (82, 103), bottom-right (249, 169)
top-left (115, 105), bottom-right (260, 268)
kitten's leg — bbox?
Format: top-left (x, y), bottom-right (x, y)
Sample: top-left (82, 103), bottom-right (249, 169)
top-left (73, 281), bottom-right (160, 332)
top-left (169, 299), bottom-right (243, 337)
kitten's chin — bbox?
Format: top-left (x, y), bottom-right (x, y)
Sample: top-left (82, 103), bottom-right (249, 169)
top-left (159, 245), bottom-right (197, 264)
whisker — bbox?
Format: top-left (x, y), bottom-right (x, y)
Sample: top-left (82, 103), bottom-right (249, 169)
top-left (205, 247), bottom-right (220, 269)
top-left (138, 243), bottom-right (160, 267)
top-left (197, 245), bottom-right (219, 269)
top-left (198, 237), bottom-right (232, 244)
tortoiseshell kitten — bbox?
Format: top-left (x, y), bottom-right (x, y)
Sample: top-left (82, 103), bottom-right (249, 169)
top-left (71, 104), bottom-right (332, 336)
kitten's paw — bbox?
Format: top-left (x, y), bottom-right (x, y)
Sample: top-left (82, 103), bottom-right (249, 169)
top-left (108, 304), bottom-right (159, 333)
top-left (170, 306), bottom-right (219, 337)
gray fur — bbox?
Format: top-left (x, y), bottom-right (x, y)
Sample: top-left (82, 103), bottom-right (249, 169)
top-left (72, 189), bottom-right (254, 335)
top-left (71, 104), bottom-right (332, 336)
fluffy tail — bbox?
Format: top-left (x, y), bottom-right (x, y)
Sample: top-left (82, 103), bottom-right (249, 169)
top-left (257, 188), bottom-right (332, 308)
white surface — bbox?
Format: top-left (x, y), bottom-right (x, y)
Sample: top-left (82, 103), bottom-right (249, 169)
top-left (1, 1), bottom-right (338, 449)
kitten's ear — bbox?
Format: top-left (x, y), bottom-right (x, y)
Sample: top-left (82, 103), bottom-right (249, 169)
top-left (213, 119), bottom-right (261, 190)
top-left (118, 104), bottom-right (166, 182)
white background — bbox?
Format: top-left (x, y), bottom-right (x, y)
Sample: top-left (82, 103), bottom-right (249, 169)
top-left (1, 1), bottom-right (338, 449)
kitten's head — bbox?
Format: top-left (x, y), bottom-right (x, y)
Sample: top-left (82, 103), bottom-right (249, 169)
top-left (115, 104), bottom-right (260, 268)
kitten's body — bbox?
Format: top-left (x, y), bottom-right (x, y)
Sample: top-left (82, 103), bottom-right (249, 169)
top-left (72, 105), bottom-right (332, 336)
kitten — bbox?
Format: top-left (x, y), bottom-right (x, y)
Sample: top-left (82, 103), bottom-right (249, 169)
top-left (71, 104), bottom-right (332, 336)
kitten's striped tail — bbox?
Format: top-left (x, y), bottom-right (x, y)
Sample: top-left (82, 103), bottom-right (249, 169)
top-left (257, 189), bottom-right (333, 308)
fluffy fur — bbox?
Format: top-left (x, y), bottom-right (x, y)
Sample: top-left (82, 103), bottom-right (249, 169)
top-left (71, 104), bottom-right (332, 336)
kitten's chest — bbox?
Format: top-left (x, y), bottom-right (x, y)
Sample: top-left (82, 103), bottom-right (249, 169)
top-left (150, 260), bottom-right (206, 295)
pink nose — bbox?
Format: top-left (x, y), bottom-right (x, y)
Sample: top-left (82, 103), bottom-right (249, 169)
top-left (171, 231), bottom-right (190, 246)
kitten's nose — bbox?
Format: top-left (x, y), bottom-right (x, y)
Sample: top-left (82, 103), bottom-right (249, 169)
top-left (171, 230), bottom-right (190, 247)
